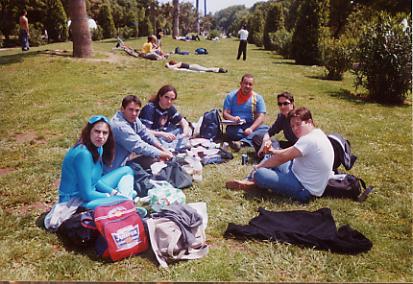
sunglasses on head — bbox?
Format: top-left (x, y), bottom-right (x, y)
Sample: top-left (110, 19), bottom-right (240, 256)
top-left (277, 102), bottom-right (291, 106)
top-left (88, 115), bottom-right (110, 124)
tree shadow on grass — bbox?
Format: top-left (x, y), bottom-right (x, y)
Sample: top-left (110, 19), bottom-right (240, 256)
top-left (326, 88), bottom-right (409, 107)
top-left (327, 88), bottom-right (369, 105)
top-left (272, 60), bottom-right (296, 65)
top-left (243, 188), bottom-right (294, 206)
top-left (0, 49), bottom-right (72, 65)
top-left (0, 50), bottom-right (37, 65)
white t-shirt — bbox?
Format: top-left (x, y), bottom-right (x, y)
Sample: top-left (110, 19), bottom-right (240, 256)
top-left (238, 29), bottom-right (249, 40)
top-left (292, 128), bottom-right (334, 196)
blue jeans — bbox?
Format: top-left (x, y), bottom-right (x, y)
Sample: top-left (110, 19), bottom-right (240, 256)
top-left (254, 161), bottom-right (312, 203)
top-left (20, 29), bottom-right (29, 50)
top-left (226, 124), bottom-right (269, 146)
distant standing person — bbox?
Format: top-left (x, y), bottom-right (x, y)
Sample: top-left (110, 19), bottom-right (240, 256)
top-left (237, 25), bottom-right (248, 61)
top-left (19, 10), bottom-right (30, 51)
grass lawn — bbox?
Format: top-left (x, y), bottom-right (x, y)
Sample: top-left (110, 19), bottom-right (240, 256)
top-left (0, 37), bottom-right (411, 282)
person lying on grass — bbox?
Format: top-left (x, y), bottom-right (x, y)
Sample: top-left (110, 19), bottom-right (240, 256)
top-left (226, 107), bottom-right (334, 203)
top-left (58, 115), bottom-right (134, 209)
top-left (139, 84), bottom-right (192, 152)
top-left (165, 60), bottom-right (227, 73)
top-left (252, 92), bottom-right (298, 159)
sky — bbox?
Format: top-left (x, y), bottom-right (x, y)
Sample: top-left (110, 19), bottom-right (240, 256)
top-left (158, 0), bottom-right (266, 15)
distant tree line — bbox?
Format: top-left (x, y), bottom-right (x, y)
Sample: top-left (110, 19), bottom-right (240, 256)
top-left (213, 0), bottom-right (411, 104)
top-left (0, 0), bottom-right (214, 46)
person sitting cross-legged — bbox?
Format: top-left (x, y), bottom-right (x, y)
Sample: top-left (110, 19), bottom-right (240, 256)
top-left (139, 85), bottom-right (192, 152)
top-left (58, 115), bottom-right (135, 210)
top-left (105, 95), bottom-right (173, 172)
top-left (223, 73), bottom-right (269, 151)
top-left (226, 107), bottom-right (334, 203)
top-left (253, 92), bottom-right (298, 159)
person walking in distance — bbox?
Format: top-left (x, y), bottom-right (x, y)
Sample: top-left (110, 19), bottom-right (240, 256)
top-left (19, 10), bottom-right (30, 51)
top-left (237, 25), bottom-right (248, 61)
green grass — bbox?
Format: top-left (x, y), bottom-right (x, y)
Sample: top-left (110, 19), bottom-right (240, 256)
top-left (0, 37), bottom-right (411, 281)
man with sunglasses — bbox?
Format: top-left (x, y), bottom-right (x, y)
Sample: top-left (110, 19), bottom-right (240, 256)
top-left (106, 95), bottom-right (173, 172)
top-left (223, 73), bottom-right (269, 151)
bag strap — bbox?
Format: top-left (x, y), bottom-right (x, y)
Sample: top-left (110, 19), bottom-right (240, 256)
top-left (215, 109), bottom-right (224, 138)
top-left (251, 93), bottom-right (257, 120)
top-left (357, 178), bottom-right (367, 190)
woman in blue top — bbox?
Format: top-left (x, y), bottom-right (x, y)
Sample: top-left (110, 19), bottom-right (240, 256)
top-left (58, 115), bottom-right (135, 209)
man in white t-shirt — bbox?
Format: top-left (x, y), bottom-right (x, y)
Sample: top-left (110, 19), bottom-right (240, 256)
top-left (237, 25), bottom-right (249, 61)
top-left (226, 107), bottom-right (334, 203)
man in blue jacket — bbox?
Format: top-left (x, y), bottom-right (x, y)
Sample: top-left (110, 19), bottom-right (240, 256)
top-left (106, 95), bottom-right (173, 172)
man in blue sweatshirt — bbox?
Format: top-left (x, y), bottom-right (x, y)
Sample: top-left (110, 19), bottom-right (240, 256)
top-left (105, 95), bottom-right (173, 172)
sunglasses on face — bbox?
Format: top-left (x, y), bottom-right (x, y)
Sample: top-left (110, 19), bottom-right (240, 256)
top-left (277, 102), bottom-right (291, 106)
top-left (88, 115), bottom-right (110, 124)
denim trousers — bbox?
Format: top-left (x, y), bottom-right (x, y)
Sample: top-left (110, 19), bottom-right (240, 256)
top-left (226, 124), bottom-right (269, 146)
top-left (20, 29), bottom-right (29, 50)
top-left (254, 160), bottom-right (312, 203)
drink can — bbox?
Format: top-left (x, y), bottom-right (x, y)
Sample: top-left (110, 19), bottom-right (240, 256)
top-left (241, 154), bottom-right (248, 165)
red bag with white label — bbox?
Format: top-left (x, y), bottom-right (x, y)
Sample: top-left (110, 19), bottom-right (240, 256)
top-left (94, 200), bottom-right (148, 261)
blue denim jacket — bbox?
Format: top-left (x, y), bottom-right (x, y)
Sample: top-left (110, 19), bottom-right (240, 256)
top-left (105, 111), bottom-right (161, 172)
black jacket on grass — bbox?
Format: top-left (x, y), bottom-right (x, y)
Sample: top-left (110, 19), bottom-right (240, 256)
top-left (224, 207), bottom-right (372, 254)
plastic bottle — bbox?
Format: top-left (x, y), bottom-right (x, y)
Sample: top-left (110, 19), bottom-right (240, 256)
top-left (187, 154), bottom-right (203, 182)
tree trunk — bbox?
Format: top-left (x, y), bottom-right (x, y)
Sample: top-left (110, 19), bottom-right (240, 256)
top-left (172, 0), bottom-right (179, 39)
top-left (69, 0), bottom-right (92, 58)
top-left (195, 0), bottom-right (200, 35)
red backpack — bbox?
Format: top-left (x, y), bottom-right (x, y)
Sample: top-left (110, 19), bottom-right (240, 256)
top-left (94, 200), bottom-right (148, 261)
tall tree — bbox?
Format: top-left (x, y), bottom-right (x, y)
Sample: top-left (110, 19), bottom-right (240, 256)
top-left (172, 0), bottom-right (179, 38)
top-left (45, 0), bottom-right (68, 42)
top-left (291, 0), bottom-right (328, 65)
top-left (195, 0), bottom-right (200, 34)
top-left (69, 0), bottom-right (92, 58)
top-left (263, 3), bottom-right (284, 50)
top-left (97, 3), bottom-right (116, 38)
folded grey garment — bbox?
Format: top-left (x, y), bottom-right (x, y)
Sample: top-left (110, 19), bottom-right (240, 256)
top-left (147, 202), bottom-right (208, 268)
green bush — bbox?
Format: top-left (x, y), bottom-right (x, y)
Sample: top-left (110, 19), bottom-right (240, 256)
top-left (247, 10), bottom-right (265, 47)
top-left (207, 29), bottom-right (220, 40)
top-left (291, 0), bottom-right (328, 65)
top-left (268, 28), bottom-right (293, 58)
top-left (97, 4), bottom-right (116, 38)
top-left (322, 38), bottom-right (354, 80)
top-left (117, 26), bottom-right (135, 40)
top-left (91, 26), bottom-right (103, 41)
top-left (45, 0), bottom-right (68, 42)
top-left (27, 24), bottom-right (45, 47)
top-left (354, 13), bottom-right (412, 104)
top-left (263, 3), bottom-right (284, 50)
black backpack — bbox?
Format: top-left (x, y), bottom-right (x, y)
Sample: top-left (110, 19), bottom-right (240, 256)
top-left (323, 174), bottom-right (373, 202)
top-left (57, 210), bottom-right (98, 247)
top-left (153, 160), bottom-right (193, 189)
top-left (328, 133), bottom-right (357, 172)
top-left (199, 109), bottom-right (223, 142)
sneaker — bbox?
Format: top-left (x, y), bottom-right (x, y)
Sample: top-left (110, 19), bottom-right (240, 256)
top-left (218, 68), bottom-right (228, 73)
top-left (225, 179), bottom-right (256, 191)
top-left (229, 141), bottom-right (241, 152)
